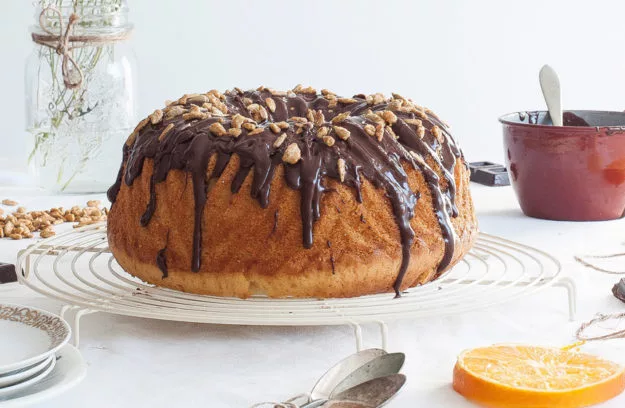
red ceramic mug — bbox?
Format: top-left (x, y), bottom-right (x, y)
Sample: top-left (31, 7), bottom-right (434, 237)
top-left (500, 110), bottom-right (625, 221)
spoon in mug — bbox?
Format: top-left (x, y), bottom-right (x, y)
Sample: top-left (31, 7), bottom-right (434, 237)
top-left (539, 64), bottom-right (563, 126)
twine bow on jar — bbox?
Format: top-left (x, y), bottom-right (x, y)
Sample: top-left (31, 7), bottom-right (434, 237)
top-left (31, 5), bottom-right (132, 90)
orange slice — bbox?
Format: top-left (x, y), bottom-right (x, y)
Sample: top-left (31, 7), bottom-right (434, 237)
top-left (453, 344), bottom-right (625, 408)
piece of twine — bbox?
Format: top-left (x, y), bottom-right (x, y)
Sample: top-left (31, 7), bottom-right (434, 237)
top-left (574, 253), bottom-right (625, 275)
top-left (577, 312), bottom-right (625, 342)
top-left (31, 5), bottom-right (132, 89)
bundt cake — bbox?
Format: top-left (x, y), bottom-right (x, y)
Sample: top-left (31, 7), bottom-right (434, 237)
top-left (107, 86), bottom-right (477, 298)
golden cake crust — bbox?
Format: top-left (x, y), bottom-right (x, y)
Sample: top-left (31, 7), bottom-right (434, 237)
top-left (108, 154), bottom-right (476, 298)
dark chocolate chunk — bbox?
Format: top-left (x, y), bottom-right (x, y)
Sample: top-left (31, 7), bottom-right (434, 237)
top-left (612, 278), bottom-right (625, 303)
top-left (0, 262), bottom-right (17, 284)
top-left (469, 161), bottom-right (510, 186)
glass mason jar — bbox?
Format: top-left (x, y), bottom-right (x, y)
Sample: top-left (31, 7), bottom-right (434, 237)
top-left (25, 1), bottom-right (137, 193)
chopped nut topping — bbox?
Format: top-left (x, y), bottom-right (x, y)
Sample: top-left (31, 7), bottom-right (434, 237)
top-left (338, 98), bottom-right (357, 104)
top-left (208, 94), bottom-right (229, 113)
top-left (164, 106), bottom-right (186, 120)
top-left (87, 200), bottom-right (100, 208)
top-left (188, 94), bottom-right (209, 105)
top-left (333, 126), bottom-right (351, 140)
top-left (231, 114), bottom-right (247, 129)
top-left (365, 112), bottom-right (384, 125)
top-left (414, 109), bottom-right (428, 120)
top-left (391, 92), bottom-right (406, 101)
top-left (158, 123), bottom-right (175, 141)
top-left (247, 127), bottom-right (265, 136)
top-left (364, 124), bottom-right (376, 136)
top-left (323, 136), bottom-right (335, 147)
top-left (282, 143), bottom-right (301, 164)
top-left (398, 105), bottom-right (417, 113)
top-left (228, 128), bottom-right (242, 137)
top-left (247, 104), bottom-right (269, 122)
top-left (317, 127), bottom-right (329, 138)
top-left (293, 84), bottom-right (316, 94)
top-left (242, 97), bottom-right (253, 106)
top-left (2, 199), bottom-right (17, 206)
top-left (327, 95), bottom-right (338, 108)
top-left (331, 112), bottom-right (350, 124)
top-left (269, 123), bottom-right (281, 134)
top-left (416, 125), bottom-right (425, 138)
top-left (9, 233), bottom-right (21, 240)
top-left (149, 109), bottom-right (163, 125)
top-left (375, 124), bottom-right (384, 141)
top-left (306, 109), bottom-right (315, 122)
top-left (337, 158), bottom-right (346, 182)
top-left (134, 117), bottom-right (150, 133)
top-left (265, 98), bottom-right (276, 113)
top-left (290, 116), bottom-right (308, 123)
top-left (313, 110), bottom-right (326, 127)
top-left (404, 118), bottom-right (423, 126)
top-left (177, 94), bottom-right (191, 105)
top-left (242, 122), bottom-right (257, 131)
top-left (321, 89), bottom-right (336, 97)
top-left (386, 125), bottom-right (398, 139)
top-left (431, 125), bottom-right (444, 143)
top-left (380, 110), bottom-right (398, 125)
top-left (295, 127), bottom-right (304, 135)
top-left (367, 93), bottom-right (386, 105)
top-left (276, 121), bottom-right (289, 129)
top-left (270, 89), bottom-right (287, 97)
top-left (256, 85), bottom-right (266, 92)
top-left (182, 105), bottom-right (209, 121)
top-left (273, 133), bottom-right (287, 148)
top-left (388, 100), bottom-right (403, 111)
top-left (209, 122), bottom-right (228, 136)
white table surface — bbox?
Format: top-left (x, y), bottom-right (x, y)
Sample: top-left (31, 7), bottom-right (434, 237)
top-left (1, 183), bottom-right (625, 407)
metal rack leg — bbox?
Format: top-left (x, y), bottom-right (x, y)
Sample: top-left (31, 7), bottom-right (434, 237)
top-left (376, 321), bottom-right (388, 351)
top-left (350, 323), bottom-right (363, 351)
top-left (59, 305), bottom-right (97, 347)
top-left (553, 277), bottom-right (577, 321)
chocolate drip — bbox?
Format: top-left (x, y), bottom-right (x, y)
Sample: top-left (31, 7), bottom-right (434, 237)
top-left (108, 88), bottom-right (464, 296)
top-left (156, 231), bottom-right (170, 278)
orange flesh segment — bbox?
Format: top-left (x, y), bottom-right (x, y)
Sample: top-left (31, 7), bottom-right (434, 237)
top-left (453, 344), bottom-right (625, 408)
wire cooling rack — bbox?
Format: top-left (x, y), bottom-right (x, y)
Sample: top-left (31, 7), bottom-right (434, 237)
top-left (16, 223), bottom-right (576, 350)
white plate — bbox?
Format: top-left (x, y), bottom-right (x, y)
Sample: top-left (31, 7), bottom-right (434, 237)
top-left (0, 345), bottom-right (86, 407)
top-left (0, 355), bottom-right (54, 388)
top-left (0, 304), bottom-right (71, 375)
top-left (0, 356), bottom-right (56, 397)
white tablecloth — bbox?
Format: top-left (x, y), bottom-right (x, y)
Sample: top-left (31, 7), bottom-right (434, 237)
top-left (1, 184), bottom-right (625, 408)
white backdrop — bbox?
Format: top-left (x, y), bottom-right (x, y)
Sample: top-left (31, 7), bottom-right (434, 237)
top-left (3, 0), bottom-right (625, 172)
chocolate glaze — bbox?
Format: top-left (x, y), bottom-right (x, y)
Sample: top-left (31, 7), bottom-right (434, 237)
top-left (108, 88), bottom-right (463, 296)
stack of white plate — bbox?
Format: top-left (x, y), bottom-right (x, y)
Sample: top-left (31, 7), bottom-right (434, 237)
top-left (0, 304), bottom-right (71, 402)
